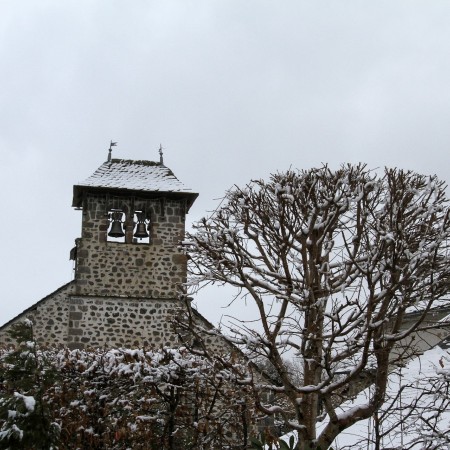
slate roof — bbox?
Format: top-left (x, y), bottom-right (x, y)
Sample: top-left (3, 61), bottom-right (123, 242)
top-left (72, 159), bottom-right (198, 209)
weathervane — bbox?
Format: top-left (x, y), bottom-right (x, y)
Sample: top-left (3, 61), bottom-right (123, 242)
top-left (159, 144), bottom-right (164, 165)
top-left (107, 140), bottom-right (117, 162)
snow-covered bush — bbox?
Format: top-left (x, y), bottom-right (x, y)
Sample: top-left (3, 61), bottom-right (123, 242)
top-left (0, 321), bottom-right (256, 449)
top-left (0, 321), bottom-right (60, 449)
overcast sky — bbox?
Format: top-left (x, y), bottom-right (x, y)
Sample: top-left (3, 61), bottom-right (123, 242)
top-left (1, 1), bottom-right (450, 327)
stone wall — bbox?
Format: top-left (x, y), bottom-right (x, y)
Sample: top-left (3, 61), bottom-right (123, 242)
top-left (74, 194), bottom-right (187, 298)
top-left (0, 285), bottom-right (236, 352)
top-left (0, 191), bottom-right (197, 350)
top-left (0, 189), bottom-right (234, 353)
top-left (0, 287), bottom-right (189, 350)
top-left (67, 295), bottom-right (184, 349)
top-left (0, 282), bottom-right (73, 347)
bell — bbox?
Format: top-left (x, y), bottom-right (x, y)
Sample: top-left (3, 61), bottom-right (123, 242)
top-left (108, 211), bottom-right (125, 238)
top-left (108, 219), bottom-right (125, 238)
top-left (134, 222), bottom-right (149, 239)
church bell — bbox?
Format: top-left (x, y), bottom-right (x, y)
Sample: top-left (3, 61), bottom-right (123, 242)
top-left (134, 211), bottom-right (149, 239)
top-left (108, 211), bottom-right (125, 238)
top-left (134, 222), bottom-right (149, 239)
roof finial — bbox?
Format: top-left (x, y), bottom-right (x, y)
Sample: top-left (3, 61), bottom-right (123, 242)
top-left (108, 140), bottom-right (117, 162)
top-left (159, 144), bottom-right (164, 165)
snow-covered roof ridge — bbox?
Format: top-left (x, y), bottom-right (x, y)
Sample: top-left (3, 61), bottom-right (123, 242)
top-left (77, 158), bottom-right (194, 193)
top-left (72, 158), bottom-right (198, 210)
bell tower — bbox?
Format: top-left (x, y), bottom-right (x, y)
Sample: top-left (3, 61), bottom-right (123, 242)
top-left (72, 156), bottom-right (197, 298)
top-left (0, 147), bottom-right (200, 350)
top-left (66, 151), bottom-right (198, 348)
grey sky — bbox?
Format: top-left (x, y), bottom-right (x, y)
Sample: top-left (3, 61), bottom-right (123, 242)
top-left (1, 1), bottom-right (449, 326)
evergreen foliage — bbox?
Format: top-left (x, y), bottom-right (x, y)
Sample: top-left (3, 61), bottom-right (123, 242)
top-left (0, 320), bottom-right (60, 449)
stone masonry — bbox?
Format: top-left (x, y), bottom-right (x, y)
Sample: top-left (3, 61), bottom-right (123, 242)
top-left (0, 283), bottom-right (73, 347)
top-left (0, 157), bottom-right (201, 350)
top-left (75, 196), bottom-right (187, 299)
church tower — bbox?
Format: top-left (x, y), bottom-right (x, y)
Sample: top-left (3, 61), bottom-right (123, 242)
top-left (65, 151), bottom-right (198, 348)
top-left (0, 149), bottom-right (198, 349)
top-left (71, 156), bottom-right (197, 299)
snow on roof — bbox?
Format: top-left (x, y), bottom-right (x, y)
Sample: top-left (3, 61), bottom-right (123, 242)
top-left (77, 159), bottom-right (194, 193)
top-left (72, 159), bottom-right (198, 208)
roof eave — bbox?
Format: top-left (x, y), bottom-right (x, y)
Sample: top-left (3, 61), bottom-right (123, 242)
top-left (72, 185), bottom-right (199, 211)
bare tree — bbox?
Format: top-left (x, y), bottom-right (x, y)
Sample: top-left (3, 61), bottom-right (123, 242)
top-left (397, 353), bottom-right (450, 450)
top-left (183, 164), bottom-right (450, 450)
top-left (335, 348), bottom-right (450, 450)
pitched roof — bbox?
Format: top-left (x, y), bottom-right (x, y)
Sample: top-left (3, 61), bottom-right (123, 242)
top-left (72, 159), bottom-right (198, 209)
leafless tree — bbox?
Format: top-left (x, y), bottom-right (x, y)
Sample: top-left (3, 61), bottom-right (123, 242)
top-left (398, 356), bottom-right (450, 450)
top-left (182, 164), bottom-right (450, 450)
